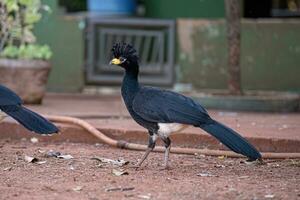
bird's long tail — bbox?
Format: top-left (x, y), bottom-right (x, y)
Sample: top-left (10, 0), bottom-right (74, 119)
top-left (1, 105), bottom-right (59, 134)
top-left (201, 120), bottom-right (261, 160)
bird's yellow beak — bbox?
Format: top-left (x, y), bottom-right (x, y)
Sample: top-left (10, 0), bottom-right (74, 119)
top-left (109, 58), bottom-right (121, 65)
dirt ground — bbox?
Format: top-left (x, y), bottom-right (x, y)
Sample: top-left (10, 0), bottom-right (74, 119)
top-left (0, 140), bottom-right (299, 200)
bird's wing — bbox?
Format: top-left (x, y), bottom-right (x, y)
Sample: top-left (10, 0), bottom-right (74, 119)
top-left (0, 85), bottom-right (22, 105)
top-left (133, 87), bottom-right (262, 160)
top-left (132, 87), bottom-right (211, 125)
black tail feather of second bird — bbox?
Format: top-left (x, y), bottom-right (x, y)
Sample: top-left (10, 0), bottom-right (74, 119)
top-left (2, 106), bottom-right (59, 135)
top-left (201, 120), bottom-right (262, 160)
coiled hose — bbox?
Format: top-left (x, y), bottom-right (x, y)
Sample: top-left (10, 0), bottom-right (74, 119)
top-left (45, 115), bottom-right (300, 159)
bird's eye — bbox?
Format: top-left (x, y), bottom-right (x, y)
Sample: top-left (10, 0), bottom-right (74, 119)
top-left (119, 57), bottom-right (127, 63)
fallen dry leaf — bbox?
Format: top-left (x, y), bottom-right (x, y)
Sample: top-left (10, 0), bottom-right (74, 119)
top-left (218, 155), bottom-right (226, 160)
top-left (92, 157), bottom-right (129, 167)
top-left (37, 149), bottom-right (45, 154)
top-left (214, 164), bottom-right (225, 168)
top-left (3, 167), bottom-right (12, 171)
top-left (137, 194), bottom-right (151, 199)
top-left (46, 150), bottom-right (73, 160)
top-left (243, 159), bottom-right (265, 166)
top-left (238, 176), bottom-right (250, 179)
top-left (36, 160), bottom-right (47, 165)
top-left (105, 187), bottom-right (122, 192)
top-left (197, 172), bottom-right (217, 177)
top-left (105, 187), bottom-right (134, 192)
top-left (112, 169), bottom-right (128, 176)
top-left (73, 186), bottom-right (83, 192)
top-left (24, 155), bottom-right (38, 163)
top-left (46, 150), bottom-right (61, 157)
top-left (265, 194), bottom-right (275, 199)
top-left (57, 154), bottom-right (73, 160)
top-left (195, 153), bottom-right (206, 159)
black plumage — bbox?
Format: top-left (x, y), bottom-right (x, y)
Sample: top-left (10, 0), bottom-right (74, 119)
top-left (110, 43), bottom-right (261, 169)
top-left (0, 84), bottom-right (59, 134)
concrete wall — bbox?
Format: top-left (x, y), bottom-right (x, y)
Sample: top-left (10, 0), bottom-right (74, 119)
top-left (178, 19), bottom-right (300, 92)
top-left (144, 0), bottom-right (225, 19)
top-left (35, 1), bottom-right (300, 93)
top-left (35, 0), bottom-right (84, 92)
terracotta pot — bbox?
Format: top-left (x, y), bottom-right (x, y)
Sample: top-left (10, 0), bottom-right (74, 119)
top-left (0, 58), bottom-right (51, 104)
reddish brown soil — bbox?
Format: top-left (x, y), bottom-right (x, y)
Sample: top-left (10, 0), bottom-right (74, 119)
top-left (0, 140), bottom-right (299, 200)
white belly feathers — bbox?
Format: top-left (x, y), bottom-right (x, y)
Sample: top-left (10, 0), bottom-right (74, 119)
top-left (0, 110), bottom-right (7, 122)
top-left (157, 123), bottom-right (188, 138)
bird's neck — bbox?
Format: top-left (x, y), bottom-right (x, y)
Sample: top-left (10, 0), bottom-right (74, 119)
top-left (121, 67), bottom-right (140, 105)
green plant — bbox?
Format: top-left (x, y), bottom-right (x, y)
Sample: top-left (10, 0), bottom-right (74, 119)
top-left (1, 44), bottom-right (52, 59)
top-left (0, 0), bottom-right (52, 60)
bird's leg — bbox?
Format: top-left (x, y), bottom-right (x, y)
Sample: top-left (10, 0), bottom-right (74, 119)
top-left (161, 137), bottom-right (171, 170)
top-left (133, 132), bottom-right (157, 169)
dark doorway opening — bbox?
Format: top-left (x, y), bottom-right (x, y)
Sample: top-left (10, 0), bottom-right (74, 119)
top-left (244, 0), bottom-right (300, 18)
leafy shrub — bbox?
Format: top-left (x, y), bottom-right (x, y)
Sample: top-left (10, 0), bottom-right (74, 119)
top-left (1, 44), bottom-right (52, 60)
top-left (0, 0), bottom-right (52, 60)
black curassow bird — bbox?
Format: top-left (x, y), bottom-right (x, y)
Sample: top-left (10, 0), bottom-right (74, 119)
top-left (0, 84), bottom-right (59, 134)
top-left (109, 43), bottom-right (261, 169)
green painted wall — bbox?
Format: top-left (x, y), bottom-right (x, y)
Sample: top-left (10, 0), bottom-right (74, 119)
top-left (178, 20), bottom-right (228, 89)
top-left (241, 20), bottom-right (300, 91)
top-left (34, 1), bottom-right (300, 93)
top-left (178, 19), bottom-right (300, 92)
top-left (144, 0), bottom-right (225, 18)
top-left (35, 0), bottom-right (84, 92)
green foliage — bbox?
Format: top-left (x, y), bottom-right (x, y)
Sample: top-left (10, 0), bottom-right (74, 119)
top-left (0, 44), bottom-right (52, 60)
top-left (0, 0), bottom-right (52, 60)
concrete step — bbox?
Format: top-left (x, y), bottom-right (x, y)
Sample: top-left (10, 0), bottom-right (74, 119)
top-left (0, 93), bottom-right (299, 153)
top-left (1, 118), bottom-right (299, 153)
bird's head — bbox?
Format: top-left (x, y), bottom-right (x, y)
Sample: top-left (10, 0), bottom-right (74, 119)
top-left (109, 43), bottom-right (139, 71)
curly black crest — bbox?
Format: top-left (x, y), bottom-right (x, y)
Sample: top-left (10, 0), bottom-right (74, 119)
top-left (111, 43), bottom-right (138, 61)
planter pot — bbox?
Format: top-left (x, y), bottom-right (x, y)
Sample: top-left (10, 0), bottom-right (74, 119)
top-left (0, 58), bottom-right (51, 104)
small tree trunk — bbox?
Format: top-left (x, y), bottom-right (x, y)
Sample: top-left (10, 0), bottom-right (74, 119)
top-left (225, 0), bottom-right (242, 95)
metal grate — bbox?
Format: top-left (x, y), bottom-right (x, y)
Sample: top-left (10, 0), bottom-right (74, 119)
top-left (85, 18), bottom-right (175, 86)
